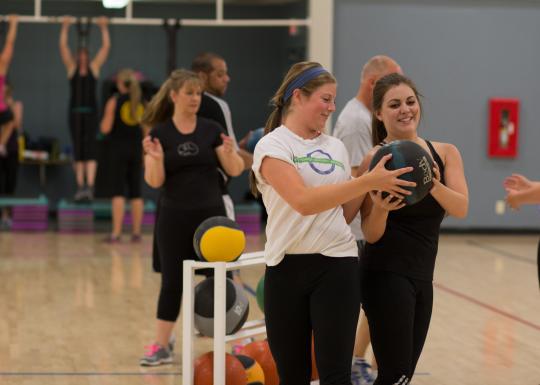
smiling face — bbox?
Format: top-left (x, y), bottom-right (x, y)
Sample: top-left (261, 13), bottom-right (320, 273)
top-left (296, 82), bottom-right (337, 131)
top-left (375, 83), bottom-right (420, 140)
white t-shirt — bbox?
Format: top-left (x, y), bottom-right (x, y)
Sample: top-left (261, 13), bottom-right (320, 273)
top-left (333, 98), bottom-right (372, 241)
top-left (252, 125), bottom-right (358, 266)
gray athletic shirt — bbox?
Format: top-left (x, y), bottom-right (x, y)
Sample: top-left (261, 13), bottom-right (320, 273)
top-left (333, 98), bottom-right (372, 241)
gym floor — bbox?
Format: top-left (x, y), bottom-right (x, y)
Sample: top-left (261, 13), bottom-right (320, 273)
top-left (0, 232), bottom-right (538, 385)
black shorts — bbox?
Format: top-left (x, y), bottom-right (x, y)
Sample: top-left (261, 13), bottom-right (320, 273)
top-left (99, 143), bottom-right (142, 199)
top-left (69, 112), bottom-right (98, 161)
top-left (0, 108), bottom-right (14, 125)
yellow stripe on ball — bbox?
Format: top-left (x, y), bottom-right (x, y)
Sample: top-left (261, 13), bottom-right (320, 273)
top-left (199, 226), bottom-right (246, 262)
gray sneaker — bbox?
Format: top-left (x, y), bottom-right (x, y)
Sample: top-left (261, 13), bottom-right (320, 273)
top-left (85, 186), bottom-right (94, 201)
top-left (139, 344), bottom-right (173, 366)
top-left (74, 187), bottom-right (87, 202)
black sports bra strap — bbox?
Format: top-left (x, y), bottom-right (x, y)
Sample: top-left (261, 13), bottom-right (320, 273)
top-left (425, 140), bottom-right (445, 186)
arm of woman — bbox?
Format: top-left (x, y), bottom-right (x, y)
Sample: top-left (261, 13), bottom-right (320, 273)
top-left (100, 97), bottom-right (116, 134)
top-left (59, 16), bottom-right (76, 74)
top-left (90, 17), bottom-right (111, 76)
top-left (505, 182), bottom-right (540, 210)
top-left (143, 136), bottom-right (165, 188)
top-left (260, 154), bottom-right (413, 217)
top-left (216, 133), bottom-right (244, 177)
top-left (341, 153), bottom-right (372, 223)
top-left (0, 15), bottom-right (18, 73)
top-left (430, 143), bottom-right (469, 218)
top-left (360, 189), bottom-right (406, 243)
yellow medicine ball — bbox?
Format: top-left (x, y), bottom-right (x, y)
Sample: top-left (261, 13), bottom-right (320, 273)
top-left (193, 216), bottom-right (246, 262)
top-left (236, 354), bottom-right (265, 385)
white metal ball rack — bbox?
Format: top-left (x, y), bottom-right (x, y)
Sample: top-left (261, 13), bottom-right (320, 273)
top-left (182, 251), bottom-right (321, 385)
top-left (181, 251), bottom-right (267, 385)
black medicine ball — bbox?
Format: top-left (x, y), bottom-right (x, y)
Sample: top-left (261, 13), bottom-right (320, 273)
top-left (194, 277), bottom-right (250, 337)
top-left (368, 140), bottom-right (434, 206)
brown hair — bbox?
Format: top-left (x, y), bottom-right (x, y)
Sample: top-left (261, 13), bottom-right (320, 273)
top-left (371, 73), bottom-right (423, 146)
top-left (249, 61), bottom-right (336, 196)
top-left (141, 69), bottom-right (201, 127)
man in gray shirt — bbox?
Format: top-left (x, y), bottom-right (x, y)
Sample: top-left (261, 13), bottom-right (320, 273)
top-left (333, 54), bottom-right (402, 385)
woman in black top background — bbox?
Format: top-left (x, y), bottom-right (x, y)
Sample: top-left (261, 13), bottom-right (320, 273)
top-left (358, 73), bottom-right (469, 385)
top-left (98, 68), bottom-right (145, 242)
top-left (59, 16), bottom-right (110, 201)
top-left (140, 69), bottom-right (243, 366)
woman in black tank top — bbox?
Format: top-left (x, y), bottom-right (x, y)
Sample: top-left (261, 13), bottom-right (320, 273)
top-left (98, 69), bottom-right (145, 242)
top-left (358, 74), bottom-right (469, 385)
top-left (59, 16), bottom-right (110, 201)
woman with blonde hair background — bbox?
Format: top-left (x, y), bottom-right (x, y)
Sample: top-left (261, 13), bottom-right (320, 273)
top-left (140, 69), bottom-right (243, 366)
top-left (99, 68), bottom-right (145, 242)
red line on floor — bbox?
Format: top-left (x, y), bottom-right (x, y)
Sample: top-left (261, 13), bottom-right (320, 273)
top-left (434, 282), bottom-right (540, 331)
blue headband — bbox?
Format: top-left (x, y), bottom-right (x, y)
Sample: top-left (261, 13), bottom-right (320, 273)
top-left (283, 66), bottom-right (329, 103)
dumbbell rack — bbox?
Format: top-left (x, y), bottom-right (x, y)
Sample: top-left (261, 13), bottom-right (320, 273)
top-left (182, 251), bottom-right (267, 385)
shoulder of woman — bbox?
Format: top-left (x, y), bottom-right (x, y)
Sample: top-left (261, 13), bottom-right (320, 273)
top-left (429, 141), bottom-right (459, 154)
top-left (428, 141), bottom-right (462, 164)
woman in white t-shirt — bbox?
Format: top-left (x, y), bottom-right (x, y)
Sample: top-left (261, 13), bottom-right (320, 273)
top-left (251, 61), bottom-right (415, 385)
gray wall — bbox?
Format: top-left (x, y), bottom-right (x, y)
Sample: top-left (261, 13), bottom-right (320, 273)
top-left (1, 1), bottom-right (307, 207)
top-left (334, 0), bottom-right (540, 230)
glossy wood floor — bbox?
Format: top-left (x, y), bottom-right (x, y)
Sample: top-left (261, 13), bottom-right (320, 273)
top-left (0, 232), bottom-right (538, 385)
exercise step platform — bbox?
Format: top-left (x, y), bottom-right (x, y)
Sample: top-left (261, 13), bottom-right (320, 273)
top-left (235, 203), bottom-right (262, 235)
top-left (0, 195), bottom-right (49, 232)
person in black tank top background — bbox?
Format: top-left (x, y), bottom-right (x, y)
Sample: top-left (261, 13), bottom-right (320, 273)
top-left (503, 174), bottom-right (540, 289)
top-left (59, 16), bottom-right (110, 202)
top-left (98, 69), bottom-right (145, 242)
top-left (139, 69), bottom-right (244, 366)
top-left (358, 73), bottom-right (469, 385)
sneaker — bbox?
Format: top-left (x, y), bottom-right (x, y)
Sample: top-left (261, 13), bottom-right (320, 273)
top-left (0, 217), bottom-right (12, 230)
top-left (351, 357), bottom-right (375, 385)
top-left (74, 187), bottom-right (87, 202)
top-left (131, 234), bottom-right (142, 243)
top-left (85, 186), bottom-right (94, 201)
top-left (139, 344), bottom-right (173, 366)
top-left (102, 234), bottom-right (121, 244)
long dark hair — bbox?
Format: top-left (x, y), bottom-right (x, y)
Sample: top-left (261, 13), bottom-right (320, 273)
top-left (249, 61), bottom-right (336, 196)
top-left (371, 73), bottom-right (423, 146)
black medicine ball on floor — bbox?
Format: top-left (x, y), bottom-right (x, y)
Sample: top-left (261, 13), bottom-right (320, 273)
top-left (194, 277), bottom-right (250, 337)
top-left (369, 140), bottom-right (435, 206)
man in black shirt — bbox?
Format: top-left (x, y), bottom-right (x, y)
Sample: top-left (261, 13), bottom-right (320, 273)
top-left (192, 52), bottom-right (252, 220)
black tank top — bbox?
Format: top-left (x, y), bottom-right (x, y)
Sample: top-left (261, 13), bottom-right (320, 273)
top-left (361, 140), bottom-right (446, 281)
top-left (69, 67), bottom-right (97, 114)
top-left (108, 93), bottom-right (143, 144)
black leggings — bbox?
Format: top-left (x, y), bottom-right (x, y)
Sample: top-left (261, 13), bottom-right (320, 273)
top-left (361, 270), bottom-right (433, 385)
top-left (155, 205), bottom-right (225, 322)
top-left (265, 254), bottom-right (360, 385)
